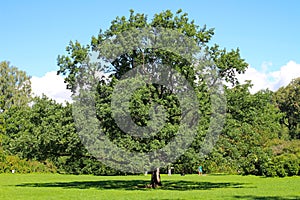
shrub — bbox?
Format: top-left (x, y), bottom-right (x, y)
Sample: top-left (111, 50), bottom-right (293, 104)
top-left (0, 152), bottom-right (56, 174)
top-left (282, 154), bottom-right (299, 176)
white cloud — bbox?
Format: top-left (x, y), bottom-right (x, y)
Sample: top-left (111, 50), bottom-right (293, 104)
top-left (237, 60), bottom-right (300, 93)
top-left (31, 61), bottom-right (300, 102)
top-left (31, 71), bottom-right (72, 104)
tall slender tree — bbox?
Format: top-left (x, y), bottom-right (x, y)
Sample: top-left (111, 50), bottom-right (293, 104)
top-left (274, 77), bottom-right (300, 139)
top-left (0, 61), bottom-right (31, 112)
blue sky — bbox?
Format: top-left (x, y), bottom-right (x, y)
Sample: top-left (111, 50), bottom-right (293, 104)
top-left (0, 0), bottom-right (299, 76)
top-left (1, 0), bottom-right (300, 102)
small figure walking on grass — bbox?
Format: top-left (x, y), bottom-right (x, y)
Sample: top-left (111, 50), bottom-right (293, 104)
top-left (198, 164), bottom-right (203, 176)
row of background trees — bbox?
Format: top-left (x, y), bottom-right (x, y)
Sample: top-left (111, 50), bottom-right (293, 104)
top-left (0, 10), bottom-right (299, 177)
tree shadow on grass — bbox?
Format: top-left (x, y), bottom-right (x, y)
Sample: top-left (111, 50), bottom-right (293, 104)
top-left (234, 195), bottom-right (300, 200)
top-left (16, 179), bottom-right (246, 191)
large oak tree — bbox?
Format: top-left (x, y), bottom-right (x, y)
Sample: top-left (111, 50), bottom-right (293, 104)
top-left (57, 9), bottom-right (247, 187)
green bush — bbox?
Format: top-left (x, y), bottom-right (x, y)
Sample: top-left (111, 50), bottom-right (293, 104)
top-left (275, 165), bottom-right (287, 177)
top-left (261, 154), bottom-right (299, 177)
top-left (0, 151), bottom-right (56, 174)
top-left (282, 154), bottom-right (299, 176)
top-left (261, 162), bottom-right (277, 177)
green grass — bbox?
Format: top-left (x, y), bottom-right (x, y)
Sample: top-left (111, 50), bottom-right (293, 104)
top-left (0, 173), bottom-right (299, 200)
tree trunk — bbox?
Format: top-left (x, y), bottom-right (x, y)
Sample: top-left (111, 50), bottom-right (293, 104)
top-left (151, 168), bottom-right (162, 188)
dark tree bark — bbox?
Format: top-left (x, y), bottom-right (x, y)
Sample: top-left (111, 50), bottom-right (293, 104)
top-left (151, 168), bottom-right (162, 188)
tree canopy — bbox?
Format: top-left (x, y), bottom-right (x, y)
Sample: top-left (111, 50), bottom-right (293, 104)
top-left (57, 9), bottom-right (248, 174)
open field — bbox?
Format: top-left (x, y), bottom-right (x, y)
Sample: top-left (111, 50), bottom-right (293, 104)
top-left (0, 173), bottom-right (299, 200)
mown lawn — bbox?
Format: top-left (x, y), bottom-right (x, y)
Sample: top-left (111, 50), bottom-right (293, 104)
top-left (0, 173), bottom-right (299, 200)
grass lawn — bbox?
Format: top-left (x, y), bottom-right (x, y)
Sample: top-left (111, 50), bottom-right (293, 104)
top-left (0, 173), bottom-right (299, 200)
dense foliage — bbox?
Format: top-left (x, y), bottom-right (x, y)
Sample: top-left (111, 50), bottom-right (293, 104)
top-left (0, 10), bottom-right (299, 177)
top-left (274, 77), bottom-right (300, 139)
